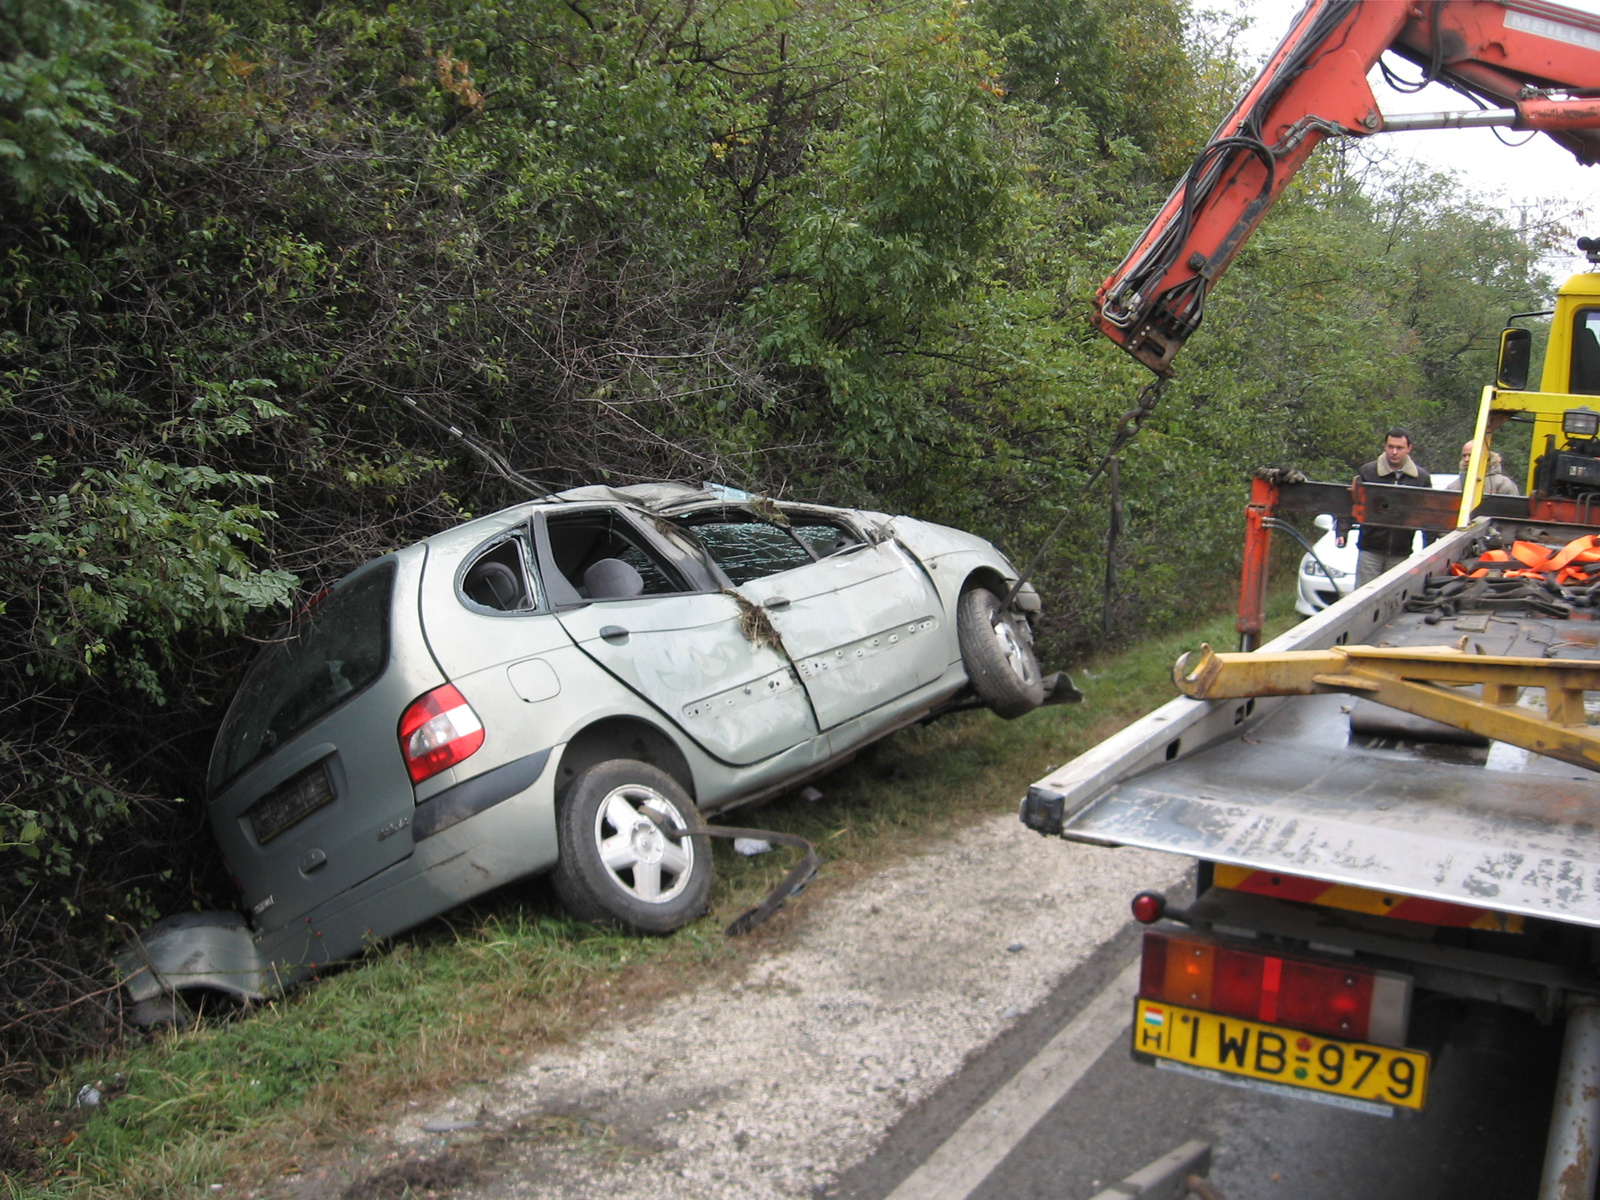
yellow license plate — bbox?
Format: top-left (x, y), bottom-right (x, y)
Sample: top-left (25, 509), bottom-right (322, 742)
top-left (1132, 998), bottom-right (1429, 1111)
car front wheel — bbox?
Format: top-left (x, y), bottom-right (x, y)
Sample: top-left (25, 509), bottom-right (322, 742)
top-left (958, 587), bottom-right (1046, 719)
top-left (550, 759), bottom-right (711, 934)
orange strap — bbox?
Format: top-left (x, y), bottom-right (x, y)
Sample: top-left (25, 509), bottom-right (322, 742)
top-left (1449, 534), bottom-right (1600, 582)
top-left (1547, 534), bottom-right (1600, 571)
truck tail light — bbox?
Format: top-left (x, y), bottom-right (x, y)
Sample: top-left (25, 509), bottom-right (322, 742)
top-left (1139, 930), bottom-right (1409, 1044)
top-left (398, 684), bottom-right (484, 784)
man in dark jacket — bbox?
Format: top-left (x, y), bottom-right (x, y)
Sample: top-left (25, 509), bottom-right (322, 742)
top-left (1336, 427), bottom-right (1433, 588)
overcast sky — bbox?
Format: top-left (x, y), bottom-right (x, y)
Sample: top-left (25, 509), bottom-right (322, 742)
top-left (1232, 0), bottom-right (1600, 277)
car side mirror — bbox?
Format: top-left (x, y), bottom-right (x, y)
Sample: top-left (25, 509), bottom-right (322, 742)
top-left (1498, 327), bottom-right (1531, 390)
top-left (1313, 514), bottom-right (1334, 532)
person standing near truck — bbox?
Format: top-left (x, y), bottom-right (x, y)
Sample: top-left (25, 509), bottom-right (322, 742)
top-left (1446, 439), bottom-right (1520, 496)
top-left (1336, 427), bottom-right (1433, 588)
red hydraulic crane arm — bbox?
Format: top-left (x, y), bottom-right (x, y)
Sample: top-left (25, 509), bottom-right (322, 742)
top-left (1095, 0), bottom-right (1600, 377)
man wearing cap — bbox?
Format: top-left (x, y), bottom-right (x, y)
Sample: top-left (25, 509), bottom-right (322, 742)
top-left (1336, 428), bottom-right (1433, 589)
top-left (1446, 440), bottom-right (1520, 497)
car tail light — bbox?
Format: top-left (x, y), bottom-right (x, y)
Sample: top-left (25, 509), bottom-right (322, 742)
top-left (1140, 930), bottom-right (1405, 1043)
top-left (398, 684), bottom-right (484, 784)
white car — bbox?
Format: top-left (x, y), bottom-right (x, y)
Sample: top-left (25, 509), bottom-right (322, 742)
top-left (116, 481), bottom-right (1074, 1016)
top-left (1295, 475), bottom-right (1459, 616)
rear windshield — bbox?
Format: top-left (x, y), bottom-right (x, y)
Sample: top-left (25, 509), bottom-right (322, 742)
top-left (210, 561), bottom-right (395, 793)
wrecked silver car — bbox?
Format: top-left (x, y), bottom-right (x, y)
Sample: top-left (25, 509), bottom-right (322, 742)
top-left (118, 483), bottom-right (1073, 1015)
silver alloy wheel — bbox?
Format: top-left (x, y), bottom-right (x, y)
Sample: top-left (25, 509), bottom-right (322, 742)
top-left (592, 784), bottom-right (695, 905)
top-left (991, 617), bottom-right (1036, 685)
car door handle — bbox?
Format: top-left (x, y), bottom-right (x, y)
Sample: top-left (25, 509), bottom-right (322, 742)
top-left (599, 625), bottom-right (630, 643)
top-left (763, 597), bottom-right (791, 611)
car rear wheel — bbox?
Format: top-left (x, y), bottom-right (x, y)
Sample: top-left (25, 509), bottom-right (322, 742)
top-left (550, 759), bottom-right (711, 934)
top-left (958, 587), bottom-right (1046, 719)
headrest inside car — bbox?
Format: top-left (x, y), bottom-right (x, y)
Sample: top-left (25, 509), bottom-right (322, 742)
top-left (464, 560), bottom-right (525, 610)
top-left (583, 557), bottom-right (645, 600)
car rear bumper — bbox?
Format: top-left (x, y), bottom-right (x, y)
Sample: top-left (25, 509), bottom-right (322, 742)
top-left (119, 754), bottom-right (564, 1015)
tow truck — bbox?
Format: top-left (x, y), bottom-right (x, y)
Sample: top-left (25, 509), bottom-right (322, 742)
top-left (1021, 4), bottom-right (1600, 1196)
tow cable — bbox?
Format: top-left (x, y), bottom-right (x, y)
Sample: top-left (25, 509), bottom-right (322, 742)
top-left (642, 810), bottom-right (822, 936)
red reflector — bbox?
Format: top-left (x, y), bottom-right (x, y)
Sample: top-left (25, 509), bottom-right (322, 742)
top-left (1260, 954), bottom-right (1282, 1024)
top-left (1138, 930), bottom-right (1375, 1041)
top-left (398, 684), bottom-right (485, 784)
top-left (1131, 891), bottom-right (1166, 924)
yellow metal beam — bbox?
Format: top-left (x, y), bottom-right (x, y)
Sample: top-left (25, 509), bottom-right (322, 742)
top-left (1457, 384), bottom-right (1494, 528)
top-left (1174, 643), bottom-right (1600, 772)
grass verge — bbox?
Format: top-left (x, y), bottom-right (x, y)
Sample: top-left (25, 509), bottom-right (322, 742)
top-left (9, 592), bottom-right (1297, 1199)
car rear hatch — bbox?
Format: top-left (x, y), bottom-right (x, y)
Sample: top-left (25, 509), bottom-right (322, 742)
top-left (208, 547), bottom-right (445, 931)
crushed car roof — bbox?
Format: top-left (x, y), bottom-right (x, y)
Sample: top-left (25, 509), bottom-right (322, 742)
top-left (549, 481), bottom-right (708, 509)
top-left (548, 481), bottom-right (824, 515)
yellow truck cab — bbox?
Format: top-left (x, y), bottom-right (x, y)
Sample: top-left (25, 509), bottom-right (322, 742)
top-left (1471, 258), bottom-right (1600, 515)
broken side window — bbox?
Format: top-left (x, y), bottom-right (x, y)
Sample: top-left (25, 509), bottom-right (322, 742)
top-left (681, 514), bottom-right (815, 586)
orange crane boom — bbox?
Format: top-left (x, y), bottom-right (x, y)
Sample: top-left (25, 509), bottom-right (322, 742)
top-left (1097, 0), bottom-right (1600, 376)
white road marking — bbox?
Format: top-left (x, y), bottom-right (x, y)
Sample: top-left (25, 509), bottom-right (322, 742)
top-left (883, 958), bottom-right (1142, 1200)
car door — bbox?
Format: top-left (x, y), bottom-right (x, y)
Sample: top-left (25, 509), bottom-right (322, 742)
top-left (681, 510), bottom-right (943, 729)
top-left (540, 507), bottom-right (818, 765)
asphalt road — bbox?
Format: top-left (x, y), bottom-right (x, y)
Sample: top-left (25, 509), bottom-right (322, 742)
top-left (830, 924), bottom-right (1564, 1200)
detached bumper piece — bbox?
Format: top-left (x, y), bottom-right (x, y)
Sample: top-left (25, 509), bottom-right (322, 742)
top-left (115, 911), bottom-right (273, 1010)
top-left (1040, 671), bottom-right (1084, 707)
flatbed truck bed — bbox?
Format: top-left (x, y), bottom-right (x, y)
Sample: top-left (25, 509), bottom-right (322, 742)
top-left (1042, 519), bottom-right (1600, 933)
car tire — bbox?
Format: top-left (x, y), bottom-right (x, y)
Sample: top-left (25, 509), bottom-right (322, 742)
top-left (550, 759), bottom-right (711, 934)
top-left (958, 587), bottom-right (1046, 719)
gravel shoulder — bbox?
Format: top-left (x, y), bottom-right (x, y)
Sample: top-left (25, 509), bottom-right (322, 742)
top-left (348, 812), bottom-right (1184, 1199)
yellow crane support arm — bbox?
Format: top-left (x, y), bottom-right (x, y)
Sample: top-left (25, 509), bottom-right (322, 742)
top-left (1173, 643), bottom-right (1600, 772)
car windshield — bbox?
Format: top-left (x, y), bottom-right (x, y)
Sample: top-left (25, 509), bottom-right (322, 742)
top-left (210, 562), bottom-right (395, 792)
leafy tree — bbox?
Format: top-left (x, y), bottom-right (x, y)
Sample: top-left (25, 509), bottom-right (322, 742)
top-left (0, 0), bottom-right (161, 210)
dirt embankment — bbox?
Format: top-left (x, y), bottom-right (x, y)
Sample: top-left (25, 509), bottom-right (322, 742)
top-left (313, 813), bottom-right (1180, 1200)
